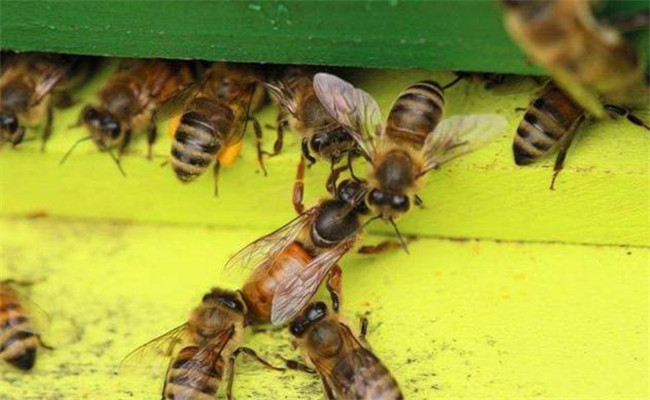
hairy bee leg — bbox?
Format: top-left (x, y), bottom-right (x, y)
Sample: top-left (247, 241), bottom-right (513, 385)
top-left (326, 164), bottom-right (349, 196)
top-left (301, 138), bottom-right (316, 166)
top-left (226, 347), bottom-right (284, 400)
top-left (147, 122), bottom-right (157, 160)
top-left (212, 161), bottom-right (221, 197)
top-left (293, 156), bottom-right (306, 214)
top-left (270, 113), bottom-right (287, 156)
top-left (604, 104), bottom-right (650, 130)
top-left (347, 152), bottom-right (365, 183)
top-left (358, 240), bottom-right (404, 255)
top-left (549, 130), bottom-right (577, 191)
top-left (40, 104), bottom-right (54, 152)
top-left (251, 117), bottom-right (269, 176)
top-left (278, 356), bottom-right (316, 374)
top-left (359, 317), bottom-right (370, 347)
top-left (119, 129), bottom-right (132, 157)
top-left (326, 265), bottom-right (343, 313)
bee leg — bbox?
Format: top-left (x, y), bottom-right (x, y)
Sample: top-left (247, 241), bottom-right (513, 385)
top-left (326, 163), bottom-right (348, 196)
top-left (251, 117), bottom-right (269, 176)
top-left (269, 113), bottom-right (287, 156)
top-left (359, 317), bottom-right (369, 343)
top-left (358, 240), bottom-right (404, 255)
top-left (301, 138), bottom-right (317, 167)
top-left (326, 265), bottom-right (343, 313)
top-left (604, 104), bottom-right (650, 130)
top-left (514, 107), bottom-right (527, 113)
top-left (293, 156), bottom-right (306, 214)
top-left (277, 355), bottom-right (316, 374)
top-left (11, 127), bottom-right (26, 147)
top-left (118, 129), bottom-right (132, 157)
top-left (322, 377), bottom-right (336, 400)
top-left (36, 335), bottom-right (54, 350)
top-left (550, 130), bottom-right (577, 191)
top-left (226, 347), bottom-right (284, 400)
top-left (212, 161), bottom-right (221, 197)
top-left (147, 122), bottom-right (157, 160)
top-left (347, 151), bottom-right (365, 183)
top-left (414, 195), bottom-right (424, 208)
top-left (40, 104), bottom-right (54, 152)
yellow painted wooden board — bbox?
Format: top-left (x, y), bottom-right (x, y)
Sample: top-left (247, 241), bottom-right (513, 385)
top-left (0, 68), bottom-right (648, 246)
top-left (0, 217), bottom-right (647, 399)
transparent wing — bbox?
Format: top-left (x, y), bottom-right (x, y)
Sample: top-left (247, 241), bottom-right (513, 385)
top-left (0, 282), bottom-right (51, 335)
top-left (224, 208), bottom-right (318, 273)
top-left (422, 114), bottom-right (508, 171)
top-left (312, 73), bottom-right (382, 158)
top-left (271, 238), bottom-right (357, 325)
top-left (153, 81), bottom-right (203, 123)
top-left (227, 83), bottom-right (259, 146)
top-left (119, 323), bottom-right (191, 375)
top-left (31, 58), bottom-right (76, 106)
top-left (264, 81), bottom-right (297, 115)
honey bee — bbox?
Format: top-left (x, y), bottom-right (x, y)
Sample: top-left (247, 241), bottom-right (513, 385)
top-left (64, 59), bottom-right (193, 171)
top-left (499, 0), bottom-right (649, 118)
top-left (122, 288), bottom-right (283, 400)
top-left (227, 177), bottom-right (396, 326)
top-left (0, 52), bottom-right (90, 151)
top-left (264, 67), bottom-right (359, 209)
top-left (282, 300), bottom-right (403, 400)
top-left (156, 62), bottom-right (267, 195)
top-left (312, 73), bottom-right (507, 222)
top-left (0, 280), bottom-right (52, 370)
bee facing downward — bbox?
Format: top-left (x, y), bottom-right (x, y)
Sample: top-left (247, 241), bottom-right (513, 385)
top-left (0, 280), bottom-right (52, 370)
top-left (312, 73), bottom-right (507, 222)
top-left (122, 288), bottom-right (283, 400)
top-left (281, 298), bottom-right (404, 400)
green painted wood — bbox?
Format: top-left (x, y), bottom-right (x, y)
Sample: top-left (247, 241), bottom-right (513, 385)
top-left (0, 0), bottom-right (647, 73)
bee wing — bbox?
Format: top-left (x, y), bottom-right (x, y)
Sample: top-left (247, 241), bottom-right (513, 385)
top-left (312, 73), bottom-right (382, 158)
top-left (224, 208), bottom-right (318, 273)
top-left (227, 83), bottom-right (261, 146)
top-left (119, 323), bottom-right (191, 375)
top-left (153, 81), bottom-right (203, 123)
top-left (422, 114), bottom-right (507, 171)
top-left (167, 326), bottom-right (235, 390)
top-left (271, 238), bottom-right (357, 326)
top-left (31, 59), bottom-right (76, 107)
top-left (0, 282), bottom-right (51, 334)
top-left (264, 80), bottom-right (297, 115)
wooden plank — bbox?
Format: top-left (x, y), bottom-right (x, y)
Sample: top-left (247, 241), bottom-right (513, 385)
top-left (0, 0), bottom-right (647, 73)
top-left (0, 68), bottom-right (648, 247)
top-left (0, 217), bottom-right (647, 399)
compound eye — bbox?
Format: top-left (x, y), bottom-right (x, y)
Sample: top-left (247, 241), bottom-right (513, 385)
top-left (391, 194), bottom-right (410, 212)
top-left (289, 321), bottom-right (305, 336)
top-left (369, 189), bottom-right (387, 206)
top-left (104, 120), bottom-right (121, 139)
top-left (0, 113), bottom-right (18, 132)
top-left (84, 107), bottom-right (98, 121)
top-left (310, 133), bottom-right (330, 151)
top-left (307, 302), bottom-right (327, 322)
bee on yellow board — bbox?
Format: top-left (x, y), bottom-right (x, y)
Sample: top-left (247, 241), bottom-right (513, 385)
top-left (156, 62), bottom-right (267, 195)
top-left (312, 73), bottom-right (506, 225)
top-left (264, 67), bottom-right (360, 211)
top-left (0, 280), bottom-right (52, 371)
top-left (499, 0), bottom-right (649, 119)
top-left (122, 288), bottom-right (283, 400)
top-left (0, 52), bottom-right (92, 150)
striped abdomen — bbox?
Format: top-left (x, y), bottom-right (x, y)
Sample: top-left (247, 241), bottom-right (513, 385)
top-left (513, 83), bottom-right (585, 165)
top-left (163, 345), bottom-right (225, 400)
top-left (0, 287), bottom-right (38, 370)
top-left (385, 80), bottom-right (445, 150)
top-left (171, 98), bottom-right (234, 182)
top-left (242, 242), bottom-right (312, 323)
top-left (332, 348), bottom-right (403, 400)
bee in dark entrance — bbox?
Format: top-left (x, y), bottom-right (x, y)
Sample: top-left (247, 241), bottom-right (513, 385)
top-left (264, 67), bottom-right (360, 212)
top-left (0, 53), bottom-right (92, 151)
top-left (121, 288), bottom-right (283, 400)
top-left (0, 280), bottom-right (52, 370)
top-left (313, 73), bottom-right (506, 224)
top-left (156, 62), bottom-right (267, 195)
top-left (281, 297), bottom-right (404, 400)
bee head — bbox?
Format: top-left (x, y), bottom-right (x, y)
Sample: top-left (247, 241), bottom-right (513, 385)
top-left (289, 302), bottom-right (328, 337)
top-left (367, 188), bottom-right (410, 215)
top-left (0, 111), bottom-right (20, 136)
top-left (309, 127), bottom-right (355, 162)
top-left (202, 288), bottom-right (247, 316)
top-left (82, 106), bottom-right (122, 147)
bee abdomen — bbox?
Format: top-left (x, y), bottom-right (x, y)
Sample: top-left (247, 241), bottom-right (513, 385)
top-left (513, 86), bottom-right (584, 165)
top-left (164, 346), bottom-right (223, 400)
top-left (386, 80), bottom-right (444, 149)
top-left (333, 349), bottom-right (403, 400)
top-left (0, 328), bottom-right (38, 370)
top-left (171, 111), bottom-right (223, 182)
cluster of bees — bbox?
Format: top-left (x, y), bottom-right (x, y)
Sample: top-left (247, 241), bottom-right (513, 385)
top-left (1, 1), bottom-right (648, 399)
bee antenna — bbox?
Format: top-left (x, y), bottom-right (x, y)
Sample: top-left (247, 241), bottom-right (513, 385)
top-left (442, 74), bottom-right (465, 90)
top-left (101, 144), bottom-right (127, 177)
top-left (59, 136), bottom-right (93, 166)
top-left (361, 215), bottom-right (381, 230)
top-left (388, 217), bottom-right (409, 254)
